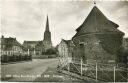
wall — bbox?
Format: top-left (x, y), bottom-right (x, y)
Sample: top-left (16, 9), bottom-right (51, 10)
top-left (72, 33), bottom-right (123, 64)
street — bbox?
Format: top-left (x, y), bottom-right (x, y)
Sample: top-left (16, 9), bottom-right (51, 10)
top-left (1, 58), bottom-right (59, 82)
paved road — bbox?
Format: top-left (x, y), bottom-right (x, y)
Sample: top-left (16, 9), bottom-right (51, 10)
top-left (1, 58), bottom-right (58, 82)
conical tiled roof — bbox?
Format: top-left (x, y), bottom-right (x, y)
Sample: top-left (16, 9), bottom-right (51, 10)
top-left (73, 6), bottom-right (124, 38)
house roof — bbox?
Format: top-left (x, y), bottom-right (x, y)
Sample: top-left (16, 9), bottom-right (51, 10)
top-left (73, 6), bottom-right (124, 38)
top-left (1, 37), bottom-right (22, 51)
top-left (60, 39), bottom-right (73, 47)
top-left (63, 40), bottom-right (71, 46)
top-left (1, 37), bottom-right (21, 46)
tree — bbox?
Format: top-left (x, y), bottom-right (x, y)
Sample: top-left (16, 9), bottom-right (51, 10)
top-left (45, 48), bottom-right (56, 55)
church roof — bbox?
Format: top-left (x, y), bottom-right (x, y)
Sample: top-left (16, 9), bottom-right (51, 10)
top-left (22, 41), bottom-right (43, 51)
top-left (73, 6), bottom-right (124, 38)
top-left (63, 39), bottom-right (71, 46)
top-left (23, 41), bottom-right (40, 45)
top-left (1, 37), bottom-right (21, 46)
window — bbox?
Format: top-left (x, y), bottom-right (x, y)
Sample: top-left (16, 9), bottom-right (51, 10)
top-left (1, 51), bottom-right (3, 55)
top-left (4, 51), bottom-right (6, 55)
top-left (2, 45), bottom-right (5, 49)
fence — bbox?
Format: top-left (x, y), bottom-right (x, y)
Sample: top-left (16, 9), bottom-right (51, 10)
top-left (58, 58), bottom-right (127, 82)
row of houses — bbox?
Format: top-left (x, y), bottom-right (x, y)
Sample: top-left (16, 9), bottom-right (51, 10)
top-left (1, 36), bottom-right (32, 63)
top-left (1, 36), bottom-right (23, 55)
top-left (0, 35), bottom-right (50, 56)
top-left (57, 6), bottom-right (127, 65)
top-left (0, 36), bottom-right (44, 56)
top-left (1, 35), bottom-right (56, 63)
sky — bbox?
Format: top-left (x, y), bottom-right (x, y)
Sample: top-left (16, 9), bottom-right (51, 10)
top-left (1, 0), bottom-right (128, 46)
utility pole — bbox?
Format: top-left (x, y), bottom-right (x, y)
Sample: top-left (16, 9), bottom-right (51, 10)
top-left (81, 59), bottom-right (83, 76)
top-left (96, 62), bottom-right (97, 81)
top-left (114, 66), bottom-right (116, 82)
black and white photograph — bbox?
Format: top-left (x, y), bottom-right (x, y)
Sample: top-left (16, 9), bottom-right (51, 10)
top-left (0, 0), bottom-right (128, 82)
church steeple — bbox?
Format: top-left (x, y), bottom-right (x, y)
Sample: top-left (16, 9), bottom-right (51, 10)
top-left (46, 15), bottom-right (49, 31)
top-left (43, 15), bottom-right (52, 51)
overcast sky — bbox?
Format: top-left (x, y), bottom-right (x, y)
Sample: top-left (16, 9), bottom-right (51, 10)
top-left (1, 0), bottom-right (128, 46)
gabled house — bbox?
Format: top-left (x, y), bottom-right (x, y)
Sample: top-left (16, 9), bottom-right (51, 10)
top-left (1, 36), bottom-right (22, 55)
top-left (57, 39), bottom-right (74, 67)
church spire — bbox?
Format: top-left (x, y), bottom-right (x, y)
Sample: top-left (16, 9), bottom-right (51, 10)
top-left (43, 14), bottom-right (52, 51)
top-left (45, 15), bottom-right (49, 31)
